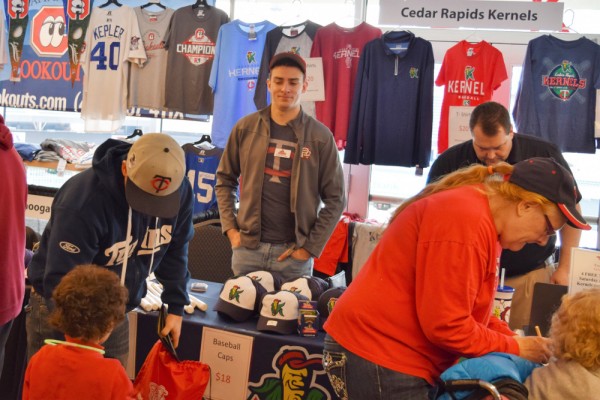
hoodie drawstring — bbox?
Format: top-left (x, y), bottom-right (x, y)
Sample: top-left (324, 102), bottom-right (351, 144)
top-left (120, 207), bottom-right (133, 286)
top-left (120, 208), bottom-right (159, 287)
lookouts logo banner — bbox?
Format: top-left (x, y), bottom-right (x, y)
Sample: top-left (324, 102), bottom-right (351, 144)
top-left (0, 0), bottom-right (212, 115)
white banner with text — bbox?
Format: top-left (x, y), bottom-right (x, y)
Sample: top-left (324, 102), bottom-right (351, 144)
top-left (379, 0), bottom-right (564, 31)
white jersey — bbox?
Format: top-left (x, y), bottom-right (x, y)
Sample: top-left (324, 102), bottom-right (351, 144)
top-left (81, 6), bottom-right (146, 132)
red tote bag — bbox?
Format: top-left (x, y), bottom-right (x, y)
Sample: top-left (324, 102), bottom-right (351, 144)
top-left (134, 340), bottom-right (210, 400)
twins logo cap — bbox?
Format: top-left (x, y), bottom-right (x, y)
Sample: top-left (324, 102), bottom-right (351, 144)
top-left (507, 157), bottom-right (590, 230)
top-left (257, 290), bottom-right (309, 334)
top-left (246, 270), bottom-right (284, 292)
top-left (281, 275), bottom-right (328, 301)
top-left (316, 286), bottom-right (347, 329)
top-left (125, 133), bottom-right (186, 219)
top-left (214, 276), bottom-right (266, 322)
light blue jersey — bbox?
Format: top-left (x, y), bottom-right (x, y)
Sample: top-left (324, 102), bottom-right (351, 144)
top-left (209, 19), bottom-right (276, 147)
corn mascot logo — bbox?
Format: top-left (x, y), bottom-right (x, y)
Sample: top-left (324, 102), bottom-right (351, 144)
top-left (543, 60), bottom-right (587, 101)
top-left (247, 346), bottom-right (331, 400)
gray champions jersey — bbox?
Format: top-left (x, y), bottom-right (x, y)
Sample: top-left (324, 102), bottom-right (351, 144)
top-left (163, 6), bottom-right (229, 115)
top-left (128, 7), bottom-right (174, 110)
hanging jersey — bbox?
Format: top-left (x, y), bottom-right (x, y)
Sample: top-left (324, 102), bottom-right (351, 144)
top-left (209, 19), bottom-right (276, 148)
top-left (128, 7), bottom-right (174, 110)
top-left (254, 20), bottom-right (321, 117)
top-left (436, 40), bottom-right (507, 154)
top-left (310, 22), bottom-right (381, 149)
top-left (182, 143), bottom-right (223, 218)
top-left (163, 6), bottom-right (229, 115)
top-left (81, 6), bottom-right (146, 132)
top-left (513, 35), bottom-right (600, 153)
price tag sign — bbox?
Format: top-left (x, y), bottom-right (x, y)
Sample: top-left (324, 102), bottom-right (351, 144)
top-left (448, 105), bottom-right (475, 146)
top-left (569, 247), bottom-right (600, 295)
top-left (200, 327), bottom-right (254, 400)
top-left (303, 57), bottom-right (325, 102)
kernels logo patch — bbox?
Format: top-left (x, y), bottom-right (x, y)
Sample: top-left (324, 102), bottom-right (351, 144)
top-left (176, 28), bottom-right (216, 66)
top-left (464, 66), bottom-right (475, 81)
top-left (247, 346), bottom-right (331, 400)
top-left (543, 60), bottom-right (587, 101)
top-left (270, 298), bottom-right (285, 316)
top-left (247, 51), bottom-right (256, 64)
top-left (228, 285), bottom-right (244, 302)
top-left (59, 241), bottom-right (80, 253)
top-left (409, 67), bottom-right (418, 79)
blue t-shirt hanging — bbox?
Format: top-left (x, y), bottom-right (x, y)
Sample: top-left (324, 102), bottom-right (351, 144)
top-left (513, 35), bottom-right (600, 154)
top-left (209, 20), bottom-right (276, 148)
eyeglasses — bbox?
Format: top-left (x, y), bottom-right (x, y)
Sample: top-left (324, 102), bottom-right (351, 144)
top-left (473, 135), bottom-right (511, 152)
top-left (543, 214), bottom-right (557, 237)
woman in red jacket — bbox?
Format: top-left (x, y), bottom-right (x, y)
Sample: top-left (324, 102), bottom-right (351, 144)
top-left (323, 157), bottom-right (591, 400)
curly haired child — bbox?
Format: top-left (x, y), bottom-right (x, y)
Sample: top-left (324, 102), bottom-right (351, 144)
top-left (525, 288), bottom-right (600, 399)
top-left (23, 265), bottom-right (137, 399)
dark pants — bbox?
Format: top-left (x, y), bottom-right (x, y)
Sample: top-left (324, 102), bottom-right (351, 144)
top-left (323, 334), bottom-right (438, 400)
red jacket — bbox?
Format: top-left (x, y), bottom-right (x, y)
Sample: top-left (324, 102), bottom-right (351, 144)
top-left (325, 185), bottom-right (518, 384)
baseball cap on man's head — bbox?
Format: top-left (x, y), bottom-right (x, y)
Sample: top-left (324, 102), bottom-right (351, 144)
top-left (269, 52), bottom-right (306, 75)
top-left (508, 157), bottom-right (591, 230)
top-left (125, 133), bottom-right (185, 219)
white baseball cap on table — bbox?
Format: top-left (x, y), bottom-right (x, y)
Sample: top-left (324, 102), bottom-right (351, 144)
top-left (124, 133), bottom-right (185, 219)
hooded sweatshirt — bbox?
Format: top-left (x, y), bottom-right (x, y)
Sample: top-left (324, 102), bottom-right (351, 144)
top-left (0, 115), bottom-right (27, 326)
top-left (28, 139), bottom-right (193, 315)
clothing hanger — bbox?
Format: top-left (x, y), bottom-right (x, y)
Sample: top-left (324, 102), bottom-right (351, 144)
top-left (98, 0), bottom-right (123, 8)
top-left (126, 129), bottom-right (143, 140)
top-left (193, 134), bottom-right (212, 145)
top-left (464, 30), bottom-right (483, 44)
top-left (192, 0), bottom-right (210, 10)
top-left (280, 0), bottom-right (307, 27)
top-left (141, 0), bottom-right (166, 10)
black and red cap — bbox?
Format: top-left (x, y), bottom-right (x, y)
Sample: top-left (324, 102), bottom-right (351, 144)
top-left (507, 157), bottom-right (590, 230)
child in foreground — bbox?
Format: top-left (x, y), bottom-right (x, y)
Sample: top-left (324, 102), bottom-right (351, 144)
top-left (23, 264), bottom-right (137, 399)
top-left (525, 288), bottom-right (600, 399)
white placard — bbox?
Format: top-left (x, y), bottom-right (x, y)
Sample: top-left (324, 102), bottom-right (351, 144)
top-left (379, 0), bottom-right (564, 31)
top-left (569, 247), bottom-right (600, 295)
top-left (303, 57), bottom-right (325, 102)
top-left (200, 327), bottom-right (254, 400)
top-left (448, 105), bottom-right (475, 146)
top-left (26, 194), bottom-right (53, 220)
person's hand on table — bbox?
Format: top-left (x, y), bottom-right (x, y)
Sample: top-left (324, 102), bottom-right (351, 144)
top-left (277, 247), bottom-right (311, 262)
top-left (160, 313), bottom-right (183, 348)
top-left (514, 336), bottom-right (552, 364)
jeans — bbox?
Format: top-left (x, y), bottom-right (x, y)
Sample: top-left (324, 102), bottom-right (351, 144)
top-left (26, 290), bottom-right (129, 368)
top-left (323, 335), bottom-right (438, 400)
top-left (232, 242), bottom-right (313, 281)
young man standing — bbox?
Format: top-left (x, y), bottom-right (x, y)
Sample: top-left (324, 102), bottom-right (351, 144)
top-left (216, 52), bottom-right (345, 281)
